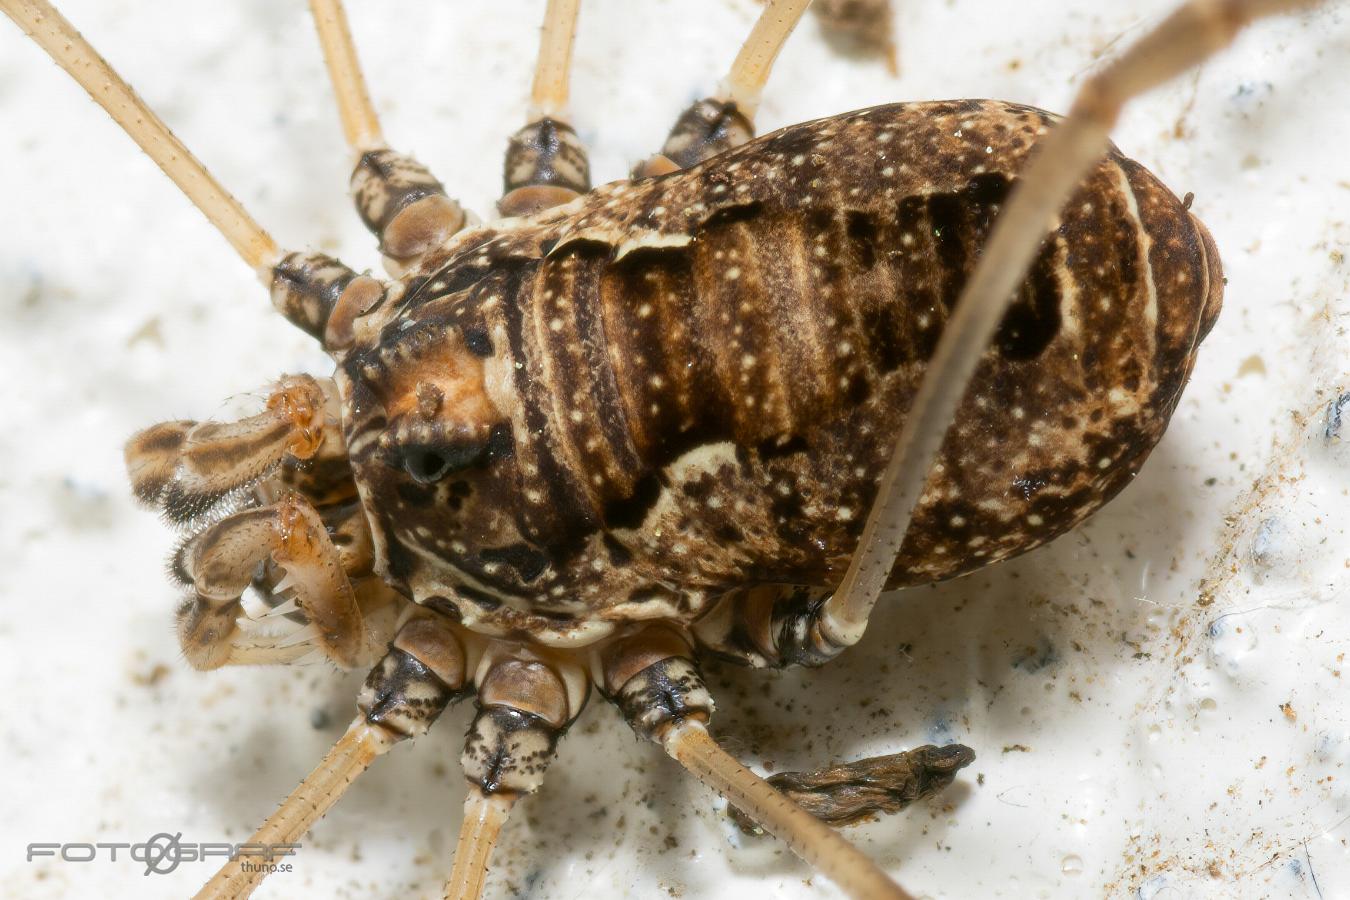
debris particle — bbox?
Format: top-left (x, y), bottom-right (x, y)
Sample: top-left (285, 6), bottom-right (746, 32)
top-left (131, 663), bottom-right (170, 687)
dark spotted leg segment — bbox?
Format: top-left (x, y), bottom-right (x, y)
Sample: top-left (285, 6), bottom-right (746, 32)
top-left (498, 0), bottom-right (590, 217)
top-left (270, 251), bottom-right (388, 351)
top-left (689, 584), bottom-right (836, 668)
top-left (197, 611), bottom-right (472, 900)
top-left (447, 645), bottom-right (589, 899)
top-left (307, 0), bottom-right (466, 272)
top-left (813, 0), bottom-right (899, 76)
top-left (600, 629), bottom-right (914, 900)
top-left (351, 150), bottom-right (466, 274)
top-left (634, 0), bottom-right (811, 177)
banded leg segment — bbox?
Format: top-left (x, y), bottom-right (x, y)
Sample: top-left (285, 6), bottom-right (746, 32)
top-left (599, 629), bottom-right (914, 900)
top-left (780, 0), bottom-right (1329, 659)
top-left (305, 0), bottom-right (466, 269)
top-left (269, 252), bottom-right (392, 351)
top-left (197, 611), bottom-right (473, 900)
top-left (691, 584), bottom-right (834, 668)
top-left (635, 0), bottom-right (811, 176)
top-left (351, 151), bottom-right (466, 269)
top-left (498, 0), bottom-right (590, 217)
top-left (448, 644), bottom-right (589, 899)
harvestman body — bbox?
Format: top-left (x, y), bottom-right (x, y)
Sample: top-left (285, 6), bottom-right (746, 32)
top-left (1, 0), bottom-right (1327, 897)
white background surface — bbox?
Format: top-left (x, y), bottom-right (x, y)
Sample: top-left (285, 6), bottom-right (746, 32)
top-left (1, 1), bottom-right (1348, 897)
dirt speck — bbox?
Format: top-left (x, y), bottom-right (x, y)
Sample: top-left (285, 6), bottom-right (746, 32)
top-left (131, 663), bottom-right (170, 687)
top-left (1236, 354), bottom-right (1267, 378)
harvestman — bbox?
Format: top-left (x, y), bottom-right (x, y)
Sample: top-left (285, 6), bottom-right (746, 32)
top-left (0, 0), bottom-right (1328, 897)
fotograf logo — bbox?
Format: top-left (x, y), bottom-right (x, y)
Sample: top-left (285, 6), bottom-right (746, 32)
top-left (27, 835), bottom-right (300, 876)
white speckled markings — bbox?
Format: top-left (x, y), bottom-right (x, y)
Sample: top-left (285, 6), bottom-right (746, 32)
top-left (0, 1), bottom-right (1347, 898)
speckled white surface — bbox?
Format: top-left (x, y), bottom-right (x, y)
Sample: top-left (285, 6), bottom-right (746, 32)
top-left (2, 1), bottom-right (1348, 898)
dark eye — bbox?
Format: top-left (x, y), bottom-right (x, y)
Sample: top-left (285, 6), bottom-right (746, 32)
top-left (399, 443), bottom-right (482, 484)
top-left (400, 445), bottom-right (453, 484)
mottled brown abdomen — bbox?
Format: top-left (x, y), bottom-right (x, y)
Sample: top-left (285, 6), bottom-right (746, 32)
top-left (498, 100), bottom-right (1219, 595)
top-left (357, 100), bottom-right (1220, 641)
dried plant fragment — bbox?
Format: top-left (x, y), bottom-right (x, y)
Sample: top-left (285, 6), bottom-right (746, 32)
top-left (729, 743), bottom-right (976, 833)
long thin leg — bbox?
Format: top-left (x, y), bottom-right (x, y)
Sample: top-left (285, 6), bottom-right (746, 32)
top-left (528, 0), bottom-right (582, 120)
top-left (305, 0), bottom-right (466, 269)
top-left (805, 0), bottom-right (1326, 653)
top-left (0, 0), bottom-right (279, 275)
top-left (1, 0), bottom-right (379, 346)
top-left (308, 0), bottom-right (384, 152)
top-left (721, 0), bottom-right (814, 118)
top-left (600, 629), bottom-right (914, 900)
top-left (445, 789), bottom-right (518, 900)
top-left (194, 718), bottom-right (397, 900)
top-left (196, 612), bottom-right (472, 899)
top-left (666, 722), bottom-right (912, 900)
top-left (499, 0), bottom-right (589, 216)
top-left (636, 0), bottom-right (812, 177)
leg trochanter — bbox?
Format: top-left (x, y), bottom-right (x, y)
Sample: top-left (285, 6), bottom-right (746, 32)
top-left (498, 0), bottom-right (591, 217)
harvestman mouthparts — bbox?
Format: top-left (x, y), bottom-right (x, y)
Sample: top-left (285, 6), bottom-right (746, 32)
top-left (0, 0), bottom-right (1330, 897)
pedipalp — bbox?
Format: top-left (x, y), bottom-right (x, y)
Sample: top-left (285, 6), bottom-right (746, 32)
top-left (174, 493), bottom-right (397, 670)
top-left (125, 374), bottom-right (337, 523)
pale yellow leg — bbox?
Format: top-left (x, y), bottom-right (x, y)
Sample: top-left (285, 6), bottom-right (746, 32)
top-left (636, 0), bottom-right (812, 177)
top-left (194, 719), bottom-right (398, 900)
top-left (308, 0), bottom-right (385, 152)
top-left (821, 0), bottom-right (1326, 649)
top-left (0, 0), bottom-right (280, 276)
top-left (444, 789), bottom-right (519, 900)
top-left (529, 0), bottom-right (583, 121)
top-left (664, 720), bottom-right (912, 900)
top-left (307, 0), bottom-right (464, 268)
top-left (196, 615), bottom-right (472, 898)
top-left (498, 0), bottom-right (590, 216)
top-left (721, 0), bottom-right (814, 117)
